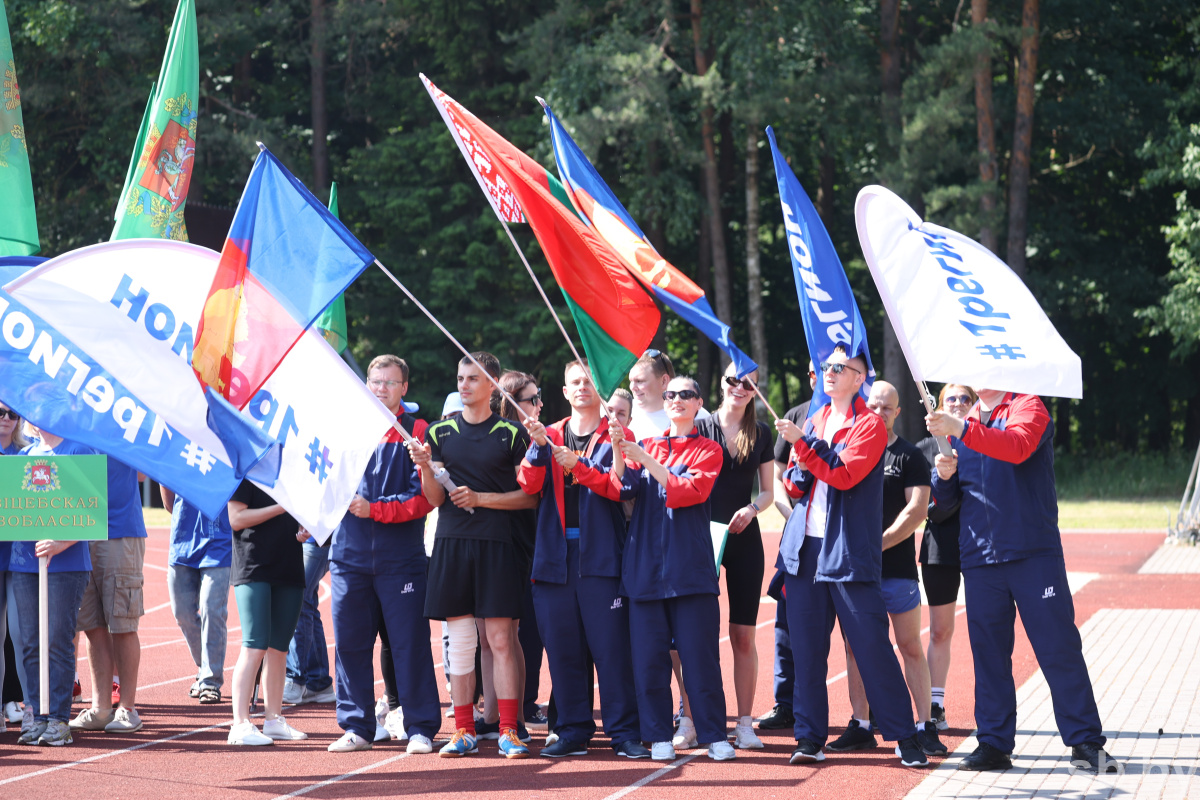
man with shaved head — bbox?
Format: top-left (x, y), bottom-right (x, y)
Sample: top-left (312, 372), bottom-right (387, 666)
top-left (825, 381), bottom-right (944, 757)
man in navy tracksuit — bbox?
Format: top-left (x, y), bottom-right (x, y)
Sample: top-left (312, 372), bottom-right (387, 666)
top-left (518, 359), bottom-right (647, 759)
top-left (327, 355), bottom-right (441, 754)
top-left (774, 347), bottom-right (927, 767)
top-left (927, 391), bottom-right (1114, 773)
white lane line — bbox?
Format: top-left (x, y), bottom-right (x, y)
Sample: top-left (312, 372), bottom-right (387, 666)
top-left (270, 753), bottom-right (411, 799)
top-left (143, 562), bottom-right (168, 572)
top-left (601, 752), bottom-right (704, 800)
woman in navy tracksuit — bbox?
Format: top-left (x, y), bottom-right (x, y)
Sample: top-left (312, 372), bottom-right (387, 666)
top-left (927, 391), bottom-right (1111, 773)
top-left (613, 376), bottom-right (732, 761)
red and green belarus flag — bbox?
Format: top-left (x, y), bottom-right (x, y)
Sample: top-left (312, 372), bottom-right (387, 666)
top-left (313, 183), bottom-right (349, 353)
top-left (0, 0), bottom-right (38, 256)
top-left (421, 74), bottom-right (659, 397)
top-left (111, 0), bottom-right (198, 242)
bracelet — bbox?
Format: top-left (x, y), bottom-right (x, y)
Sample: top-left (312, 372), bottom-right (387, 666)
top-left (747, 501), bottom-right (760, 514)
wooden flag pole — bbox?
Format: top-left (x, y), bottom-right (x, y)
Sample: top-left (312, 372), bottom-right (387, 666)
top-left (38, 555), bottom-right (49, 716)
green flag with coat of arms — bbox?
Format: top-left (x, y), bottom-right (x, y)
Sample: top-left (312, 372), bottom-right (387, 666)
top-left (0, 0), bottom-right (39, 256)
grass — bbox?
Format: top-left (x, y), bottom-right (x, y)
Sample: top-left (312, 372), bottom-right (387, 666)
top-left (1057, 499), bottom-right (1174, 530)
top-left (1055, 449), bottom-right (1193, 502)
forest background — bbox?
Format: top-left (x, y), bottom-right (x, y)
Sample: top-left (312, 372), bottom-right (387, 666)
top-left (8, 0), bottom-right (1200, 496)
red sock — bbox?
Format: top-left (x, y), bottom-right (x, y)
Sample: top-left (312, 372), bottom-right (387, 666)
top-left (498, 698), bottom-right (519, 734)
top-left (453, 704), bottom-right (476, 736)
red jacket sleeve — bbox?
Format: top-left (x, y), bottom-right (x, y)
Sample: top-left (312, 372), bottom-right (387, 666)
top-left (369, 419), bottom-right (435, 524)
top-left (795, 412), bottom-right (886, 491)
top-left (664, 439), bottom-right (723, 509)
top-left (960, 394), bottom-right (1049, 464)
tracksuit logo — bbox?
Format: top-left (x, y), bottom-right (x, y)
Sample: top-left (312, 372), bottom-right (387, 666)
top-left (610, 597), bottom-right (623, 610)
top-left (1042, 586), bottom-right (1055, 599)
top-left (401, 582), bottom-right (414, 594)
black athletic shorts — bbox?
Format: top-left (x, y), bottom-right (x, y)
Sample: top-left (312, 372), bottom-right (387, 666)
top-left (920, 563), bottom-right (962, 607)
top-left (424, 536), bottom-right (526, 620)
top-left (721, 523), bottom-right (765, 627)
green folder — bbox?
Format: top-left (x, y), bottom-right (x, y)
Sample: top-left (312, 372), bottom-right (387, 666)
top-left (710, 522), bottom-right (729, 576)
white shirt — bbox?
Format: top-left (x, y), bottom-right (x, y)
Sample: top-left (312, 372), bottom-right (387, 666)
top-left (629, 405), bottom-right (711, 443)
top-left (804, 409), bottom-right (848, 539)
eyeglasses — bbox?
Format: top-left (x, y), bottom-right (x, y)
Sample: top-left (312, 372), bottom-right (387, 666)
top-left (367, 379), bottom-right (404, 390)
top-left (724, 375), bottom-right (757, 392)
top-left (819, 361), bottom-right (863, 376)
top-left (0, 409), bottom-right (18, 421)
top-left (662, 389), bottom-right (700, 402)
top-left (518, 389), bottom-right (543, 406)
top-left (943, 394), bottom-right (973, 405)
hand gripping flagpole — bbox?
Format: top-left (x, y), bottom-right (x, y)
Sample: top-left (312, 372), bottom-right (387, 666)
top-left (383, 415), bottom-right (473, 514)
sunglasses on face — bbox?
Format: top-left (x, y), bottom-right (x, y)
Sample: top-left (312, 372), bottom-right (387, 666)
top-left (518, 389), bottom-right (543, 406)
top-left (0, 409), bottom-right (18, 421)
top-left (724, 375), bottom-right (757, 392)
top-left (819, 361), bottom-right (863, 376)
top-left (944, 394), bottom-right (973, 405)
top-left (662, 389), bottom-right (700, 402)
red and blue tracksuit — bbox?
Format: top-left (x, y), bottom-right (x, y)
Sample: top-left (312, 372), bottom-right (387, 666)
top-left (517, 419), bottom-right (640, 749)
top-left (329, 412), bottom-right (440, 742)
top-left (616, 429), bottom-right (726, 745)
top-left (930, 393), bottom-right (1103, 753)
top-left (780, 396), bottom-right (917, 744)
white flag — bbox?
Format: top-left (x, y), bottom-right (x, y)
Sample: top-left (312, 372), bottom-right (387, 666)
top-left (854, 185), bottom-right (1082, 399)
top-left (7, 239), bottom-right (392, 540)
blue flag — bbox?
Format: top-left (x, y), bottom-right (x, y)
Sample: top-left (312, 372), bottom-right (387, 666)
top-left (767, 127), bottom-right (875, 413)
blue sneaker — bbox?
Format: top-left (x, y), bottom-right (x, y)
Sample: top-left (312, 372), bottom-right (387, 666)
top-left (438, 728), bottom-right (478, 758)
top-left (498, 728), bottom-right (531, 759)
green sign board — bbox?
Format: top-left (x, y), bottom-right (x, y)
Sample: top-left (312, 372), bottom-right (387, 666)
top-left (0, 455), bottom-right (108, 541)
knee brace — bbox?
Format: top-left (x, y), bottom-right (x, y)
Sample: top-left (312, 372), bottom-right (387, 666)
top-left (445, 616), bottom-right (478, 676)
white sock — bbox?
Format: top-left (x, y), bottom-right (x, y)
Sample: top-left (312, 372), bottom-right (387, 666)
top-left (855, 717), bottom-right (872, 730)
top-left (738, 715), bottom-right (753, 727)
top-left (931, 687), bottom-right (945, 706)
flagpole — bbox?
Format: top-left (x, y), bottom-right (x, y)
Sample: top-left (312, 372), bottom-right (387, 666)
top-left (38, 555), bottom-right (49, 717)
top-left (915, 380), bottom-right (954, 456)
top-left (753, 386), bottom-right (780, 421)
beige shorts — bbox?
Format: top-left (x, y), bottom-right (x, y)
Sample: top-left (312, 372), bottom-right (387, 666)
top-left (77, 537), bottom-right (146, 635)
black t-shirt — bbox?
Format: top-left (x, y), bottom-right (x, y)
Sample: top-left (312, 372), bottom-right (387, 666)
top-left (917, 436), bottom-right (961, 566)
top-left (561, 422), bottom-right (597, 530)
top-left (427, 412), bottom-right (530, 543)
top-left (696, 417), bottom-right (774, 530)
top-left (880, 436), bottom-right (931, 581)
top-left (230, 480), bottom-right (305, 587)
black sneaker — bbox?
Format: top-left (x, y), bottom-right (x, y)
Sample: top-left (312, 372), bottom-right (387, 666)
top-left (1071, 743), bottom-right (1118, 774)
top-left (895, 735), bottom-right (930, 768)
top-left (756, 704), bottom-right (795, 731)
top-left (789, 738), bottom-right (825, 763)
top-left (917, 722), bottom-right (948, 756)
top-left (957, 742), bottom-right (1012, 771)
top-left (613, 740), bottom-right (652, 759)
top-left (525, 710), bottom-right (549, 728)
top-left (930, 702), bottom-right (947, 731)
top-left (475, 720), bottom-right (500, 740)
top-left (826, 718), bottom-right (876, 752)
top-left (540, 737), bottom-right (587, 757)
top-left (517, 721), bottom-right (531, 743)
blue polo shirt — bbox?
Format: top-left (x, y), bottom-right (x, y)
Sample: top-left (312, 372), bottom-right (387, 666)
top-left (169, 496), bottom-right (232, 569)
top-left (0, 440), bottom-right (19, 571)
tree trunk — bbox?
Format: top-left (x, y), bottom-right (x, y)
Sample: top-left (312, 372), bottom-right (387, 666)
top-left (972, 0), bottom-right (999, 254)
top-left (1006, 0), bottom-right (1038, 281)
top-left (696, 191), bottom-right (714, 402)
top-left (816, 135), bottom-right (835, 222)
top-left (310, 0), bottom-right (329, 191)
top-left (744, 122), bottom-right (768, 392)
top-left (691, 0), bottom-right (733, 372)
top-left (880, 0), bottom-right (902, 155)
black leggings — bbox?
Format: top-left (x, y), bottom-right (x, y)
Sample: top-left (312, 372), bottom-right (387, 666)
top-left (721, 522), bottom-right (765, 626)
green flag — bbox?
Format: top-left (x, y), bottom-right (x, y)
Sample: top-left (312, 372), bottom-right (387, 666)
top-left (0, 0), bottom-right (38, 256)
top-left (314, 183), bottom-right (348, 353)
top-left (110, 0), bottom-right (198, 241)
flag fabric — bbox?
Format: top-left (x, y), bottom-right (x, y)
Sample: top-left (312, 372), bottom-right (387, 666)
top-left (192, 146), bottom-right (374, 409)
top-left (312, 183), bottom-right (348, 353)
top-left (5, 239), bottom-right (393, 539)
top-left (110, 0), bottom-right (198, 242)
top-left (0, 0), bottom-right (38, 256)
top-left (855, 185), bottom-right (1082, 399)
top-left (768, 127), bottom-right (875, 413)
top-left (544, 102), bottom-right (757, 379)
top-left (422, 75), bottom-right (660, 397)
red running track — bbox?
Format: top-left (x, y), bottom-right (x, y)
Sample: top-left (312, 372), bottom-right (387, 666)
top-left (0, 528), bottom-right (1182, 799)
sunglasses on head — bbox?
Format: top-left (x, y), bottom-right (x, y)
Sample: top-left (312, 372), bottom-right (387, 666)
top-left (662, 389), bottom-right (700, 402)
top-left (819, 361), bottom-right (863, 376)
top-left (724, 375), bottom-right (757, 391)
top-left (0, 409), bottom-right (18, 421)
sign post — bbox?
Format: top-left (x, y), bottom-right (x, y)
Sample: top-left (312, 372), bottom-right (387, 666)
top-left (0, 455), bottom-right (108, 716)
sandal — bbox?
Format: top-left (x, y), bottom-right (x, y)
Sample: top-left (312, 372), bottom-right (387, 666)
top-left (188, 681), bottom-right (202, 699)
top-left (198, 687), bottom-right (222, 704)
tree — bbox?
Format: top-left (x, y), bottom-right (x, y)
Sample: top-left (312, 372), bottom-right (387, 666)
top-left (1005, 0), bottom-right (1038, 280)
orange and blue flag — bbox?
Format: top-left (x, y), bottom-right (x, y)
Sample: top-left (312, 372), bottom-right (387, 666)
top-left (543, 102), bottom-right (757, 379)
top-left (192, 146), bottom-right (374, 408)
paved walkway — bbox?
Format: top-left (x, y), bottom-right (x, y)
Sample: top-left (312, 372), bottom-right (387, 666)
top-left (1139, 541), bottom-right (1200, 574)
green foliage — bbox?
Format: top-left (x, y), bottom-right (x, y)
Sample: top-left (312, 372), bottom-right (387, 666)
top-left (1055, 448), bottom-right (1192, 501)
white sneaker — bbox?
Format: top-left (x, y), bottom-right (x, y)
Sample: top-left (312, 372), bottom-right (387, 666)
top-left (672, 715), bottom-right (698, 750)
top-left (262, 715), bottom-right (308, 741)
top-left (282, 679), bottom-right (304, 705)
top-left (374, 723), bottom-right (390, 742)
top-left (708, 740), bottom-right (737, 761)
top-left (328, 731), bottom-right (372, 752)
top-left (301, 684), bottom-right (336, 704)
top-left (545, 731), bottom-right (560, 746)
top-left (406, 733), bottom-right (433, 754)
top-left (228, 720), bottom-right (274, 746)
top-left (4, 701), bottom-right (22, 724)
top-left (385, 707), bottom-right (407, 741)
top-left (375, 696), bottom-right (388, 728)
top-left (732, 718), bottom-right (764, 749)
top-left (651, 741), bottom-right (676, 761)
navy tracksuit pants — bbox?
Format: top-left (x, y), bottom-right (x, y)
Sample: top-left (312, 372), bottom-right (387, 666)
top-left (767, 569), bottom-right (794, 709)
top-left (532, 540), bottom-right (639, 747)
top-left (330, 563), bottom-right (441, 740)
top-left (963, 554), bottom-right (1104, 753)
top-left (785, 535), bottom-right (916, 744)
top-left (629, 593), bottom-right (726, 744)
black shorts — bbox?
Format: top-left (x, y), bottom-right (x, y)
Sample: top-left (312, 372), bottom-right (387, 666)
top-left (721, 523), bottom-right (765, 627)
top-left (424, 536), bottom-right (526, 620)
top-left (921, 563), bottom-right (961, 607)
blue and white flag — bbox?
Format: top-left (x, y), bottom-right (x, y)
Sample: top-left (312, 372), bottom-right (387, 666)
top-left (6, 240), bottom-right (393, 541)
top-left (767, 127), bottom-right (875, 413)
